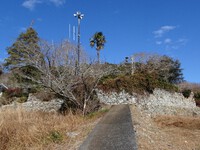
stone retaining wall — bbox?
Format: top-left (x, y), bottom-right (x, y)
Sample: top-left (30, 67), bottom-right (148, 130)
top-left (97, 89), bottom-right (196, 108)
top-left (97, 90), bottom-right (137, 105)
top-left (139, 89), bottom-right (196, 109)
top-left (1, 94), bottom-right (63, 112)
top-left (1, 89), bottom-right (199, 116)
top-left (97, 89), bottom-right (200, 116)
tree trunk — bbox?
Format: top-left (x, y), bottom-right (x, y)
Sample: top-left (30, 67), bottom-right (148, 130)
top-left (83, 99), bottom-right (87, 116)
top-left (97, 50), bottom-right (100, 64)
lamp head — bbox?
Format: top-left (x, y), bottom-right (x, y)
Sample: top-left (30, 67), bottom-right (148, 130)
top-left (74, 11), bottom-right (84, 19)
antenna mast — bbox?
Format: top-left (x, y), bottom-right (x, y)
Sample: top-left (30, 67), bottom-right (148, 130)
top-left (30, 20), bottom-right (35, 28)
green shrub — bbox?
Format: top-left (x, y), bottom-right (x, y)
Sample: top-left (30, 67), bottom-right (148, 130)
top-left (194, 92), bottom-right (200, 100)
top-left (16, 96), bottom-right (28, 103)
top-left (98, 72), bottom-right (178, 95)
top-left (194, 92), bottom-right (200, 107)
top-left (182, 89), bottom-right (191, 98)
top-left (48, 131), bottom-right (63, 143)
top-left (1, 88), bottom-right (29, 105)
top-left (87, 108), bottom-right (109, 118)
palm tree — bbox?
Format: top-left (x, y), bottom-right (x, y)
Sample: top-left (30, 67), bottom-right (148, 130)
top-left (90, 32), bottom-right (106, 64)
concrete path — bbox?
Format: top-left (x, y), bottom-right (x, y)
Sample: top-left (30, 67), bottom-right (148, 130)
top-left (79, 105), bottom-right (137, 150)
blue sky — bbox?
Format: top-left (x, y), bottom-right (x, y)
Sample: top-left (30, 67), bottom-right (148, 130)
top-left (0, 0), bottom-right (200, 82)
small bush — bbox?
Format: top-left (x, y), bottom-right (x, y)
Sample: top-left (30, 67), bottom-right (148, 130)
top-left (194, 92), bottom-right (200, 100)
top-left (16, 96), bottom-right (28, 103)
top-left (1, 88), bottom-right (29, 105)
top-left (4, 88), bottom-right (23, 98)
top-left (182, 89), bottom-right (191, 98)
top-left (194, 92), bottom-right (200, 107)
top-left (48, 131), bottom-right (63, 143)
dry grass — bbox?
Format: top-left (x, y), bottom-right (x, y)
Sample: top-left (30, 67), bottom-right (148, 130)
top-left (130, 105), bottom-right (200, 150)
top-left (0, 107), bottom-right (107, 150)
top-left (178, 82), bottom-right (200, 93)
top-left (154, 115), bottom-right (200, 130)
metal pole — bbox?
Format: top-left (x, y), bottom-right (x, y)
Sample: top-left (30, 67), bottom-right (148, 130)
top-left (74, 11), bottom-right (84, 75)
top-left (131, 56), bottom-right (135, 75)
top-left (77, 18), bottom-right (80, 74)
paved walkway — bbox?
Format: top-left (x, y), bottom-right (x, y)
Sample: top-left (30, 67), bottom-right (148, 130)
top-left (79, 105), bottom-right (137, 150)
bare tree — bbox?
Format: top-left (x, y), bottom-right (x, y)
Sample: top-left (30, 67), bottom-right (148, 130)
top-left (14, 40), bottom-right (112, 115)
top-left (178, 82), bottom-right (200, 92)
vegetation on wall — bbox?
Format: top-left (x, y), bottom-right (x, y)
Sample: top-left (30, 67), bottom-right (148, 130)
top-left (99, 72), bottom-right (178, 95)
top-left (179, 82), bottom-right (200, 106)
top-left (99, 53), bottom-right (182, 94)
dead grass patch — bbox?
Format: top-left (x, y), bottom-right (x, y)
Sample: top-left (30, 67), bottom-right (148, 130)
top-left (154, 115), bottom-right (200, 130)
top-left (0, 107), bottom-right (107, 150)
top-left (130, 105), bottom-right (200, 150)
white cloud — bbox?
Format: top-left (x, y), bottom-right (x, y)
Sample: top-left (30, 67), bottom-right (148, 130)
top-left (153, 26), bottom-right (188, 50)
top-left (49, 0), bottom-right (65, 6)
top-left (156, 41), bottom-right (162, 45)
top-left (156, 38), bottom-right (172, 45)
top-left (164, 38), bottom-right (172, 44)
top-left (177, 38), bottom-right (188, 45)
top-left (22, 0), bottom-right (65, 10)
top-left (37, 18), bottom-right (43, 22)
top-left (156, 38), bottom-right (188, 50)
top-left (22, 0), bottom-right (42, 10)
top-left (153, 26), bottom-right (176, 38)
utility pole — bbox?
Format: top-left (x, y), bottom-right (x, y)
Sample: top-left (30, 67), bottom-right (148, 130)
top-left (74, 11), bottom-right (84, 75)
top-left (30, 20), bottom-right (35, 28)
top-left (131, 56), bottom-right (135, 75)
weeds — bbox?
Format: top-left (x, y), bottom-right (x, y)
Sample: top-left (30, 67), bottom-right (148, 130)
top-left (48, 131), bottom-right (63, 143)
top-left (86, 108), bottom-right (109, 118)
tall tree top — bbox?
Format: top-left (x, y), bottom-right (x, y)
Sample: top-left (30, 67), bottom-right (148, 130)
top-left (90, 32), bottom-right (106, 51)
top-left (18, 27), bottom-right (39, 44)
top-left (4, 27), bottom-right (40, 69)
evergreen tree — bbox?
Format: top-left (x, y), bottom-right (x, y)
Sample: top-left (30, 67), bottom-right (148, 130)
top-left (146, 55), bottom-right (184, 84)
top-left (4, 27), bottom-right (40, 69)
top-left (168, 59), bottom-right (183, 84)
top-left (4, 27), bottom-right (41, 87)
top-left (133, 53), bottom-right (184, 84)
